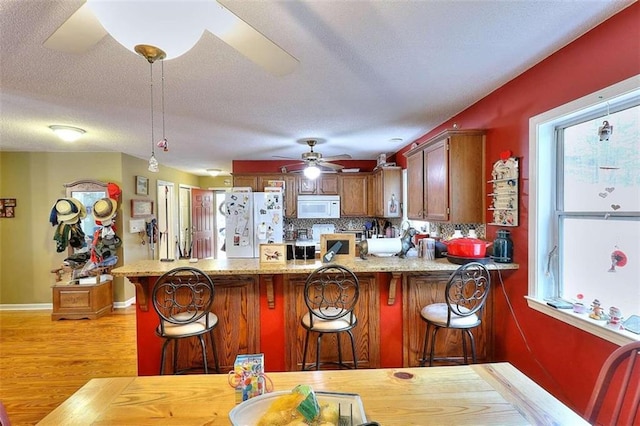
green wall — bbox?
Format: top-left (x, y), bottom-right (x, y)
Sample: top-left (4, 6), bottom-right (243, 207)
top-left (0, 151), bottom-right (205, 306)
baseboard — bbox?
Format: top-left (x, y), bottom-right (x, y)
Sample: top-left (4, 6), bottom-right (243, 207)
top-left (0, 303), bottom-right (52, 311)
top-left (114, 297), bottom-right (136, 309)
top-left (0, 297), bottom-right (136, 311)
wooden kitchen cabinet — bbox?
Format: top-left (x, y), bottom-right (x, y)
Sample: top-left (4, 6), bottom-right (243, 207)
top-left (371, 167), bottom-right (402, 218)
top-left (402, 272), bottom-right (492, 366)
top-left (232, 174), bottom-right (258, 190)
top-left (161, 275), bottom-right (260, 374)
top-left (257, 174), bottom-right (297, 218)
top-left (298, 174), bottom-right (339, 195)
top-left (233, 173), bottom-right (297, 218)
top-left (339, 174), bottom-right (369, 217)
top-left (404, 129), bottom-right (485, 223)
top-left (283, 273), bottom-right (380, 371)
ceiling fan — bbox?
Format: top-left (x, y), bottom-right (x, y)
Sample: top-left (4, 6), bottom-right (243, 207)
top-left (275, 140), bottom-right (352, 177)
top-left (43, 0), bottom-right (298, 76)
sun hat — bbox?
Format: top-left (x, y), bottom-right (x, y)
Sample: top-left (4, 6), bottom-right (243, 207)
top-left (93, 198), bottom-right (118, 221)
top-left (70, 198), bottom-right (87, 220)
top-left (55, 198), bottom-right (86, 223)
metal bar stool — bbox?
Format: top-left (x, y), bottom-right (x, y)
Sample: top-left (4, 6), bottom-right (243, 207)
top-left (419, 262), bottom-right (490, 366)
top-left (152, 266), bottom-right (220, 375)
top-left (300, 264), bottom-right (360, 370)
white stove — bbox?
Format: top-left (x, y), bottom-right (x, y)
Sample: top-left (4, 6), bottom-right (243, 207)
top-left (311, 224), bottom-right (336, 249)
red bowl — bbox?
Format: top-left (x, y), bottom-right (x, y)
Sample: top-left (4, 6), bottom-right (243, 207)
top-left (443, 238), bottom-right (491, 258)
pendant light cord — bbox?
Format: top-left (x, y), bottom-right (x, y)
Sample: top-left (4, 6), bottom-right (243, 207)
top-left (161, 60), bottom-right (166, 142)
top-left (149, 61), bottom-right (155, 157)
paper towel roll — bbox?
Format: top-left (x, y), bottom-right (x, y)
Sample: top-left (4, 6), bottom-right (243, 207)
top-left (365, 238), bottom-right (402, 256)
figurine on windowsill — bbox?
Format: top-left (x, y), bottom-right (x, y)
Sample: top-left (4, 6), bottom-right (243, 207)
top-left (572, 293), bottom-right (587, 314)
top-left (606, 306), bottom-right (624, 330)
top-left (589, 299), bottom-right (607, 320)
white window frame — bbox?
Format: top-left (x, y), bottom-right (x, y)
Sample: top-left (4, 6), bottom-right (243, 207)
top-left (527, 74), bottom-right (640, 346)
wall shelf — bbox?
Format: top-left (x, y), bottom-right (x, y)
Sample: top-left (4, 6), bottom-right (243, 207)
top-left (488, 157), bottom-right (519, 226)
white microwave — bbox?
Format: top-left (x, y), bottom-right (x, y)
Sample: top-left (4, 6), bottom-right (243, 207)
top-left (297, 195), bottom-right (340, 219)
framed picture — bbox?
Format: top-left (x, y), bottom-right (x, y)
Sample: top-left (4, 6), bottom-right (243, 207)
top-left (320, 233), bottom-right (356, 262)
top-left (259, 243), bottom-right (287, 265)
top-left (135, 175), bottom-right (149, 195)
top-left (131, 199), bottom-right (153, 217)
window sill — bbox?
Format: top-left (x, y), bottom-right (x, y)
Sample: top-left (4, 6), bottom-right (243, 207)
top-left (526, 297), bottom-right (639, 346)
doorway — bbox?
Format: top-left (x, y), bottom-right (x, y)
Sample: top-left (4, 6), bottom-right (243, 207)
top-left (191, 188), bottom-right (214, 259)
top-left (214, 190), bottom-right (227, 259)
top-left (157, 180), bottom-right (176, 261)
top-left (182, 187), bottom-right (228, 260)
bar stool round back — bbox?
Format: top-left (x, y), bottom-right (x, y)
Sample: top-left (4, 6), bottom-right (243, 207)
top-left (152, 266), bottom-right (220, 375)
top-left (419, 262), bottom-right (490, 366)
top-left (300, 264), bottom-right (360, 370)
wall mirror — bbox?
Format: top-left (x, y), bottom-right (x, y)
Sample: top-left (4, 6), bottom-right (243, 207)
top-left (64, 179), bottom-right (107, 245)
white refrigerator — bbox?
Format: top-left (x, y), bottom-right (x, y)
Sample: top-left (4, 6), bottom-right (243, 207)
top-left (224, 191), bottom-right (284, 258)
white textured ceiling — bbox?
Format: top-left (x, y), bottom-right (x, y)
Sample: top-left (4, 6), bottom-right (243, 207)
top-left (0, 0), bottom-right (633, 175)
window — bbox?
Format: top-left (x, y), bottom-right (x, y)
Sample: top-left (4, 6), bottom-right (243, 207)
top-left (528, 75), bottom-right (640, 345)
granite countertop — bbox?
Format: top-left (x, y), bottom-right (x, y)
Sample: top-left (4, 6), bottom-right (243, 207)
top-left (111, 256), bottom-right (519, 277)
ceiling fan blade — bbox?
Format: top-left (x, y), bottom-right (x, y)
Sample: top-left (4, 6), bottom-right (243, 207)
top-left (208, 2), bottom-right (298, 76)
top-left (43, 3), bottom-right (107, 53)
top-left (319, 162), bottom-right (344, 170)
top-left (321, 154), bottom-right (352, 162)
top-left (272, 155), bottom-right (300, 160)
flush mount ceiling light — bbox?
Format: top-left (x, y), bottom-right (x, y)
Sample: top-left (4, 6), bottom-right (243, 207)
top-left (49, 125), bottom-right (86, 142)
top-left (303, 164), bottom-right (321, 180)
top-left (207, 169), bottom-right (222, 177)
top-left (45, 0), bottom-right (298, 75)
top-left (87, 1), bottom-right (234, 60)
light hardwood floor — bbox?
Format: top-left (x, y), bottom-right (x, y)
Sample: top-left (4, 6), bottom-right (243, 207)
top-left (0, 307), bottom-right (137, 425)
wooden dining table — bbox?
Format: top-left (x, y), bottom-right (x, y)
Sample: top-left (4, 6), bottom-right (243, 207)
top-left (38, 362), bottom-right (587, 425)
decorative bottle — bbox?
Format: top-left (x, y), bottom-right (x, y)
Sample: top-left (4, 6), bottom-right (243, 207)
top-left (493, 229), bottom-right (513, 263)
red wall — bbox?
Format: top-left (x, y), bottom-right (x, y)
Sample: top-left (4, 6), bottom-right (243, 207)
top-left (229, 5), bottom-right (639, 416)
top-left (395, 3), bottom-right (639, 416)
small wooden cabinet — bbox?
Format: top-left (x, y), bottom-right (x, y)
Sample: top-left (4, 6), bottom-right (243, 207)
top-left (232, 175), bottom-right (258, 190)
top-left (338, 174), bottom-right (369, 217)
top-left (52, 279), bottom-right (113, 320)
top-left (298, 175), bottom-right (339, 195)
top-left (370, 167), bottom-right (402, 218)
top-left (404, 129), bottom-right (485, 223)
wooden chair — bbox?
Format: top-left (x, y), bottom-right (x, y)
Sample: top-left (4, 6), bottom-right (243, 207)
top-left (152, 267), bottom-right (220, 375)
top-left (300, 264), bottom-right (360, 370)
top-left (584, 340), bottom-right (640, 425)
top-left (419, 262), bottom-right (490, 366)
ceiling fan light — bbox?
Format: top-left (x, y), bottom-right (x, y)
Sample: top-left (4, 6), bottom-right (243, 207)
top-left (207, 168), bottom-right (221, 177)
top-left (49, 125), bottom-right (86, 142)
top-left (87, 1), bottom-right (223, 60)
top-left (304, 165), bottom-right (321, 180)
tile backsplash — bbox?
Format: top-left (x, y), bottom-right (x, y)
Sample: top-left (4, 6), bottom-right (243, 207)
top-left (284, 217), bottom-right (486, 241)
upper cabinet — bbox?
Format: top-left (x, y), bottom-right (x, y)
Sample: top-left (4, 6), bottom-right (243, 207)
top-left (232, 175), bottom-right (258, 191)
top-left (233, 173), bottom-right (297, 218)
top-left (404, 129), bottom-right (485, 223)
top-left (298, 175), bottom-right (339, 195)
top-left (370, 167), bottom-right (402, 218)
top-left (339, 174), bottom-right (369, 217)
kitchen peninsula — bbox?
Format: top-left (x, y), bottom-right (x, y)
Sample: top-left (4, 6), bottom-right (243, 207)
top-left (112, 257), bottom-right (518, 375)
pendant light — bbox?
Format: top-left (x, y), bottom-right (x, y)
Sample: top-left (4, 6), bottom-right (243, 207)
top-left (136, 44), bottom-right (166, 173)
top-left (158, 60), bottom-right (168, 152)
